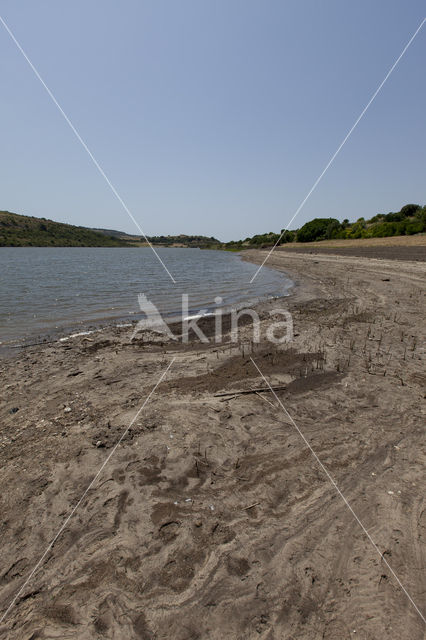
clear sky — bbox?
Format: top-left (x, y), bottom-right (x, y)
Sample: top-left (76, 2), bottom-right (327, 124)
top-left (0, 1), bottom-right (425, 241)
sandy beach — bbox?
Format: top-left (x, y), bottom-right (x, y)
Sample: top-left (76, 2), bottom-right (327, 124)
top-left (0, 248), bottom-right (425, 639)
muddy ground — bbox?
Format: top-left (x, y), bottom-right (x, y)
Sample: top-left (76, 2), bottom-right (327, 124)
top-left (274, 244), bottom-right (426, 262)
top-left (0, 249), bottom-right (425, 639)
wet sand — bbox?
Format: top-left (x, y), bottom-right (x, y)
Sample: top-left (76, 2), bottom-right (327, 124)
top-left (0, 248), bottom-right (425, 639)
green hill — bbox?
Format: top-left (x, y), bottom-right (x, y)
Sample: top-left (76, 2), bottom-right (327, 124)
top-left (0, 211), bottom-right (222, 248)
top-left (94, 228), bottom-right (221, 247)
top-left (222, 203), bottom-right (426, 249)
top-left (0, 211), bottom-right (130, 247)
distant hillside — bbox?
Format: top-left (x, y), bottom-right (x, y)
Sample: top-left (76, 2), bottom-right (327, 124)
top-left (0, 211), bottom-right (222, 248)
top-left (0, 212), bottom-right (129, 247)
top-left (91, 227), bottom-right (141, 241)
top-left (147, 234), bottom-right (220, 248)
top-left (94, 228), bottom-right (221, 247)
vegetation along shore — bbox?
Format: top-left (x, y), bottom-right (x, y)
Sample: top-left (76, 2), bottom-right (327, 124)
top-left (1, 202), bottom-right (425, 248)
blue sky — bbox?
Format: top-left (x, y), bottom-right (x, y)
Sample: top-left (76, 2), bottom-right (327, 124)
top-left (0, 1), bottom-right (425, 241)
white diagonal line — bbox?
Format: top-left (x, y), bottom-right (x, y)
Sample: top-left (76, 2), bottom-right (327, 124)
top-left (0, 357), bottom-right (175, 624)
top-left (250, 356), bottom-right (426, 624)
top-left (250, 17), bottom-right (426, 282)
top-left (0, 15), bottom-right (176, 284)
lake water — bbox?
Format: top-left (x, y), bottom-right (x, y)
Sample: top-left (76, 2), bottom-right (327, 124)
top-left (0, 247), bottom-right (292, 344)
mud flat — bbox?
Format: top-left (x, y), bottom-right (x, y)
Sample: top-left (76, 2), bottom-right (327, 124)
top-left (272, 233), bottom-right (426, 262)
top-left (0, 249), bottom-right (425, 639)
top-left (274, 243), bottom-right (426, 262)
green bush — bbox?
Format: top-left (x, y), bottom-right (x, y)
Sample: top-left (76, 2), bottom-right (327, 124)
top-left (400, 204), bottom-right (421, 218)
top-left (278, 230), bottom-right (296, 244)
top-left (347, 221), bottom-right (366, 238)
top-left (297, 218), bottom-right (341, 242)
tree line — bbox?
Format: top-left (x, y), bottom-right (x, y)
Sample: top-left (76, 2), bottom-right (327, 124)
top-left (220, 203), bottom-right (426, 250)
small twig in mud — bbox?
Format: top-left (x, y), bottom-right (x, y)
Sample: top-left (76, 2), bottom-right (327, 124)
top-left (243, 502), bottom-right (260, 510)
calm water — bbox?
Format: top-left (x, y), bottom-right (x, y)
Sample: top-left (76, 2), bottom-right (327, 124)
top-left (0, 247), bottom-right (291, 344)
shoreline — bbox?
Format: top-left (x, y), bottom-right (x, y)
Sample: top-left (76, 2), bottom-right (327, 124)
top-left (6, 236), bottom-right (424, 350)
top-left (0, 287), bottom-right (293, 354)
top-left (0, 248), bottom-right (292, 351)
top-left (0, 249), bottom-right (425, 638)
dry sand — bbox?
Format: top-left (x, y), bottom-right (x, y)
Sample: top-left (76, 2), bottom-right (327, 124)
top-left (0, 249), bottom-right (425, 639)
